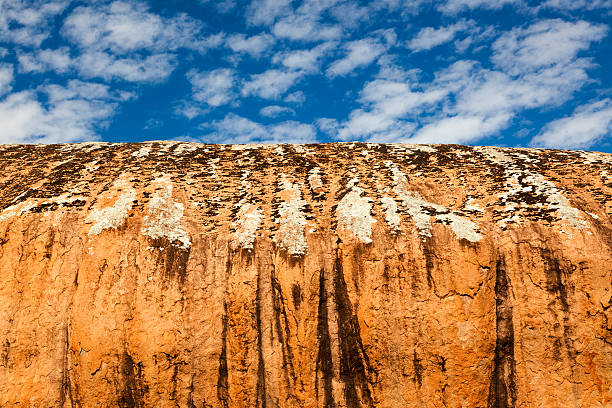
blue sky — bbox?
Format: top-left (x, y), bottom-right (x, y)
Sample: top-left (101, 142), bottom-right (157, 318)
top-left (0, 0), bottom-right (611, 151)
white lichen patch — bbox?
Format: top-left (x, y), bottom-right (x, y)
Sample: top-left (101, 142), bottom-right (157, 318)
top-left (86, 179), bottom-right (136, 236)
top-left (463, 197), bottom-right (484, 213)
top-left (385, 161), bottom-right (482, 242)
top-left (0, 200), bottom-right (37, 222)
top-left (525, 172), bottom-right (588, 230)
top-left (141, 175), bottom-right (191, 248)
top-left (436, 213), bottom-right (483, 243)
top-left (381, 196), bottom-right (400, 233)
top-left (390, 143), bottom-right (437, 153)
top-left (131, 146), bottom-right (151, 158)
top-left (308, 167), bottom-right (324, 193)
top-left (232, 203), bottom-right (263, 250)
top-left (336, 184), bottom-right (376, 244)
top-left (274, 175), bottom-right (308, 256)
top-left (173, 143), bottom-right (198, 155)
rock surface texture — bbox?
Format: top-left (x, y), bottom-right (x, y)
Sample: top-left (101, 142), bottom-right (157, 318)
top-left (0, 142), bottom-right (611, 407)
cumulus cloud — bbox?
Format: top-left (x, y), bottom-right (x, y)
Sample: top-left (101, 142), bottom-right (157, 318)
top-left (0, 81), bottom-right (128, 144)
top-left (439, 0), bottom-right (521, 14)
top-left (332, 18), bottom-right (609, 145)
top-left (411, 114), bottom-right (511, 144)
top-left (326, 30), bottom-right (395, 78)
top-left (273, 42), bottom-right (336, 73)
top-left (246, 0), bottom-right (292, 26)
top-left (187, 68), bottom-right (236, 107)
top-left (336, 79), bottom-right (446, 140)
top-left (226, 33), bottom-right (276, 58)
top-left (18, 48), bottom-right (73, 74)
top-left (260, 105), bottom-right (296, 118)
top-left (203, 113), bottom-right (317, 143)
top-left (0, 64), bottom-right (14, 97)
top-left (0, 0), bottom-right (69, 46)
top-left (492, 19), bottom-right (607, 75)
top-left (544, 0), bottom-right (612, 10)
top-left (408, 20), bottom-right (473, 51)
top-left (242, 69), bottom-right (304, 99)
top-left (62, 1), bottom-right (218, 54)
top-left (531, 99), bottom-right (612, 149)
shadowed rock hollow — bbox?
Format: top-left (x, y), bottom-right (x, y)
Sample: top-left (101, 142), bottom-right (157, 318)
top-left (0, 142), bottom-right (610, 407)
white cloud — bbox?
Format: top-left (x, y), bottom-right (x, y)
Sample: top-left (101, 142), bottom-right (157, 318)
top-left (408, 20), bottom-right (472, 51)
top-left (439, 0), bottom-right (521, 14)
top-left (492, 19), bottom-right (607, 75)
top-left (0, 81), bottom-right (127, 144)
top-left (260, 105), bottom-right (295, 117)
top-left (326, 31), bottom-right (395, 78)
top-left (0, 0), bottom-right (69, 46)
top-left (226, 33), bottom-right (276, 58)
top-left (285, 91), bottom-right (306, 104)
top-left (273, 42), bottom-right (336, 73)
top-left (17, 48), bottom-right (178, 83)
top-left (62, 1), bottom-right (217, 54)
top-left (410, 113), bottom-right (511, 144)
top-left (246, 0), bottom-right (292, 26)
top-left (76, 52), bottom-right (177, 83)
top-left (203, 113), bottom-right (317, 143)
top-left (543, 0), bottom-right (612, 10)
top-left (336, 79), bottom-right (446, 140)
top-left (531, 99), bottom-right (612, 149)
top-left (273, 14), bottom-right (343, 42)
top-left (18, 48), bottom-right (72, 74)
top-left (187, 68), bottom-right (236, 107)
top-left (242, 69), bottom-right (304, 99)
top-left (0, 64), bottom-right (14, 97)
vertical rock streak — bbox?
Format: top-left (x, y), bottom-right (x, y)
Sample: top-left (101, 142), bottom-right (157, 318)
top-left (488, 257), bottom-right (516, 408)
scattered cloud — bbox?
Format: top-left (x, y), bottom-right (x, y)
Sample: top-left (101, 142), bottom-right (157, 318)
top-left (272, 42), bottom-right (335, 73)
top-left (439, 0), bottom-right (521, 14)
top-left (18, 48), bottom-right (73, 74)
top-left (492, 19), bottom-right (607, 75)
top-left (226, 33), bottom-right (276, 58)
top-left (327, 30), bottom-right (395, 78)
top-left (408, 20), bottom-right (473, 52)
top-left (0, 0), bottom-right (69, 47)
top-left (245, 0), bottom-right (292, 26)
top-left (242, 69), bottom-right (304, 99)
top-left (62, 1), bottom-right (217, 54)
top-left (260, 105), bottom-right (296, 117)
top-left (0, 64), bottom-right (14, 97)
top-left (284, 91), bottom-right (306, 104)
top-left (202, 113), bottom-right (317, 143)
top-left (531, 99), bottom-right (612, 149)
top-left (188, 68), bottom-right (236, 107)
top-left (0, 80), bottom-right (128, 144)
top-left (543, 0), bottom-right (612, 10)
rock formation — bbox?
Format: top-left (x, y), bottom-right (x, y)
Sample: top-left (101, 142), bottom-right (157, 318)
top-left (0, 142), bottom-right (610, 407)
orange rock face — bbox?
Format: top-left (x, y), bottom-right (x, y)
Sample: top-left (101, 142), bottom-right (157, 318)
top-left (0, 142), bottom-right (610, 407)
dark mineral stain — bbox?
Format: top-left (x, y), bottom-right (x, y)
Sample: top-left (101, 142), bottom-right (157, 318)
top-left (291, 284), bottom-right (302, 310)
top-left (218, 301), bottom-right (230, 408)
top-left (487, 256), bottom-right (516, 408)
top-left (118, 352), bottom-right (148, 408)
top-left (255, 269), bottom-right (267, 408)
top-left (151, 237), bottom-right (191, 285)
top-left (413, 350), bottom-right (423, 387)
top-left (315, 268), bottom-right (336, 408)
top-left (334, 249), bottom-right (374, 408)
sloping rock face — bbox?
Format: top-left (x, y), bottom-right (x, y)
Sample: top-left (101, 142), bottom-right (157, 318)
top-left (0, 142), bottom-right (610, 407)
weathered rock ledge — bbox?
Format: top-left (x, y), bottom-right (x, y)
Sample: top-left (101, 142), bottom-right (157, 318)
top-left (0, 142), bottom-right (610, 407)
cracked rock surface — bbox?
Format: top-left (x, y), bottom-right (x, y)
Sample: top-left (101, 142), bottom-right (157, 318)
top-left (0, 142), bottom-right (611, 407)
